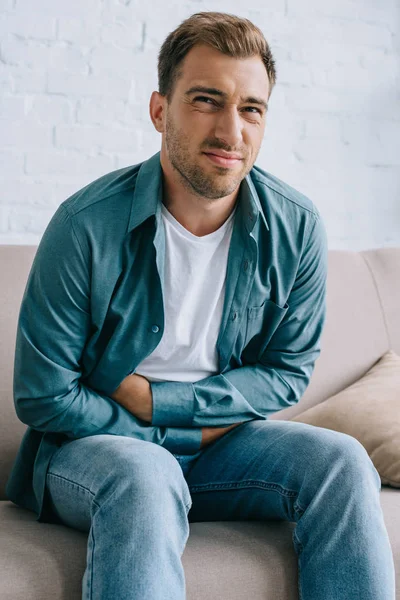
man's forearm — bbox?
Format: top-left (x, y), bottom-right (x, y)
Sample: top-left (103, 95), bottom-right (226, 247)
top-left (110, 373), bottom-right (244, 448)
top-left (110, 374), bottom-right (153, 422)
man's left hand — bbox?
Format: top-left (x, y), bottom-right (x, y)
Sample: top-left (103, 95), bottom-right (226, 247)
top-left (110, 373), bottom-right (153, 423)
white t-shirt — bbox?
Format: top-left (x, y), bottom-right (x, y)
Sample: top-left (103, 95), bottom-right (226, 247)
top-left (135, 202), bottom-right (237, 383)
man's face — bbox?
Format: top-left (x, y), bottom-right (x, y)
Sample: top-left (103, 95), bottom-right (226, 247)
top-left (160, 44), bottom-right (270, 200)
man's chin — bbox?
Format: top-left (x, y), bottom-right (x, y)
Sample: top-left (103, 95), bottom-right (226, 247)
top-left (195, 182), bottom-right (241, 200)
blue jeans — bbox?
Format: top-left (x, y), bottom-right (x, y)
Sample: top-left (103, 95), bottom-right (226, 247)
top-left (44, 420), bottom-right (395, 599)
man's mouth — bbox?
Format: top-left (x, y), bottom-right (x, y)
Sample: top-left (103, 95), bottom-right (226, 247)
top-left (202, 152), bottom-right (243, 168)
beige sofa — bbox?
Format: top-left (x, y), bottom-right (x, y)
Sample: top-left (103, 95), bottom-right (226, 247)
top-left (1, 244), bottom-right (399, 599)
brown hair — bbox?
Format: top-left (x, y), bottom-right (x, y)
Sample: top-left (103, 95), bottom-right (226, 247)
top-left (158, 12), bottom-right (277, 102)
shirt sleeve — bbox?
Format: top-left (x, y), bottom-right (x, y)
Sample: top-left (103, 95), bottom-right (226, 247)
top-left (151, 211), bottom-right (328, 428)
top-left (13, 204), bottom-right (202, 455)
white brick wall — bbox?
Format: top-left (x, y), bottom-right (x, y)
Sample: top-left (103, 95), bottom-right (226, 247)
top-left (0, 0), bottom-right (399, 249)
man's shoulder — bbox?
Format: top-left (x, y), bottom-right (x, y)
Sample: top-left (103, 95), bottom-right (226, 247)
top-left (250, 163), bottom-right (319, 218)
top-left (60, 161), bottom-right (144, 219)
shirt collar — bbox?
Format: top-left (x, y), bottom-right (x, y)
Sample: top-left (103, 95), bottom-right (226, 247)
top-left (127, 150), bottom-right (269, 234)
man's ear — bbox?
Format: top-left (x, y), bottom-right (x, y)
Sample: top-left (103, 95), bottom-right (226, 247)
top-left (149, 91), bottom-right (166, 133)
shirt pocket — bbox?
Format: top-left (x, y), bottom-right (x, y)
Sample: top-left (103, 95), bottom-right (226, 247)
top-left (244, 299), bottom-right (289, 360)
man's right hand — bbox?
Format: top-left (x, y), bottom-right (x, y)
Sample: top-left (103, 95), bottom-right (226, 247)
top-left (200, 422), bottom-right (244, 449)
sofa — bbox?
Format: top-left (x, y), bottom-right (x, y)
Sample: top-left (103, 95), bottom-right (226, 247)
top-left (0, 243), bottom-right (399, 600)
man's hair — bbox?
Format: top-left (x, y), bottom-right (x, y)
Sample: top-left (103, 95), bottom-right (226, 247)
top-left (158, 11), bottom-right (277, 102)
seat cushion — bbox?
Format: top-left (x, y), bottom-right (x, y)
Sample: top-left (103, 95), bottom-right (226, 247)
top-left (1, 490), bottom-right (399, 599)
top-left (0, 501), bottom-right (299, 600)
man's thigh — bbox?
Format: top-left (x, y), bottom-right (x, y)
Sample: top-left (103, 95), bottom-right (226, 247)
top-left (44, 434), bottom-right (191, 531)
top-left (184, 419), bottom-right (370, 524)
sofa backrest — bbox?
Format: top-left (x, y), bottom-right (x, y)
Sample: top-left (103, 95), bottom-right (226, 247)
top-left (1, 245), bottom-right (399, 499)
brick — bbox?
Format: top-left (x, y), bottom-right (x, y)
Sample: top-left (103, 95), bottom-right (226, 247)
top-left (287, 0), bottom-right (397, 27)
top-left (303, 115), bottom-right (342, 140)
top-left (0, 14), bottom-right (56, 39)
top-left (54, 124), bottom-right (142, 153)
top-left (56, 17), bottom-right (100, 46)
top-left (100, 20), bottom-right (144, 49)
top-left (25, 150), bottom-right (114, 177)
top-left (0, 66), bottom-right (12, 92)
top-left (88, 45), bottom-right (139, 75)
top-left (114, 151), bottom-right (150, 170)
top-left (2, 120), bottom-right (52, 148)
top-left (311, 53), bottom-right (398, 88)
top-left (26, 95), bottom-right (75, 124)
top-left (0, 205), bottom-right (10, 233)
top-left (47, 70), bottom-right (131, 98)
top-left (284, 85), bottom-right (399, 118)
top-left (263, 111), bottom-right (306, 142)
top-left (7, 66), bottom-right (47, 93)
top-left (0, 94), bottom-right (25, 120)
top-left (8, 205), bottom-right (56, 233)
top-left (1, 36), bottom-right (88, 73)
top-left (76, 98), bottom-right (128, 125)
top-left (274, 59), bottom-right (313, 86)
top-left (340, 117), bottom-right (400, 165)
top-left (0, 179), bottom-right (76, 207)
top-left (0, 150), bottom-right (24, 174)
top-left (291, 137), bottom-right (355, 167)
top-left (14, 0), bottom-right (100, 17)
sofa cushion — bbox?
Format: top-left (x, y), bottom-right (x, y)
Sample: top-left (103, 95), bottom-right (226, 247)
top-left (292, 350), bottom-right (400, 488)
top-left (1, 488), bottom-right (399, 600)
top-left (0, 501), bottom-right (299, 600)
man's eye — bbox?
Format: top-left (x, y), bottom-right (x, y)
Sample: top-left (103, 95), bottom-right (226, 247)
top-left (192, 98), bottom-right (262, 116)
top-left (193, 96), bottom-right (215, 104)
top-left (244, 107), bottom-right (262, 115)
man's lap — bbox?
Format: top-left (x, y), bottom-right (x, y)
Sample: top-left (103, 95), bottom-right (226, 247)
top-left (44, 419), bottom-right (374, 527)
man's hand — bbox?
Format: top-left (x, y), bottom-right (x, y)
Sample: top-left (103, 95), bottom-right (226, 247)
top-left (110, 374), bottom-right (153, 423)
top-left (200, 422), bottom-right (245, 449)
top-left (110, 374), bottom-right (245, 443)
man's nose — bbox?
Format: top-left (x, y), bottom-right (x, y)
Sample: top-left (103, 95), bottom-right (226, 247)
top-left (213, 106), bottom-right (243, 149)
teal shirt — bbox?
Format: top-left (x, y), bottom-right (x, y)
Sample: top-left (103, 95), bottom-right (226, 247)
top-left (6, 151), bottom-right (328, 523)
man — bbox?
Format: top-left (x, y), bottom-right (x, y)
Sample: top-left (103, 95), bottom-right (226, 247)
top-left (6, 11), bottom-right (395, 600)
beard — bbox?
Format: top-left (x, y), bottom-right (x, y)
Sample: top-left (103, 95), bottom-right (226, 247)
top-left (164, 110), bottom-right (252, 200)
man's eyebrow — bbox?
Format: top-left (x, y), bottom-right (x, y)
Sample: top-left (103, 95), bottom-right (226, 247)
top-left (184, 86), bottom-right (268, 111)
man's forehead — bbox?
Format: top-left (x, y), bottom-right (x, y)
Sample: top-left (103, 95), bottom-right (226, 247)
top-left (177, 47), bottom-right (270, 97)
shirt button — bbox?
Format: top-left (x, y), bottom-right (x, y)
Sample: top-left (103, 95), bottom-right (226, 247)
top-left (151, 325), bottom-right (160, 333)
top-left (243, 259), bottom-right (249, 271)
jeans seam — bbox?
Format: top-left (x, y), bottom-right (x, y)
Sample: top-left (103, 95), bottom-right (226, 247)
top-left (88, 524), bottom-right (95, 600)
top-left (293, 527), bottom-right (304, 600)
top-left (188, 479), bottom-right (298, 498)
top-left (294, 499), bottom-right (305, 516)
top-left (47, 472), bottom-right (101, 510)
top-left (293, 526), bottom-right (304, 553)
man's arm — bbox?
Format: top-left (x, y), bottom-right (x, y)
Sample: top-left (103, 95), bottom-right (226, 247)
top-left (13, 204), bottom-right (202, 455)
top-left (150, 211), bottom-right (328, 428)
top-left (109, 373), bottom-right (245, 448)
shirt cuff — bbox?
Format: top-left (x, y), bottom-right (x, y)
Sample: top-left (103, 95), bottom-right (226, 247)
top-left (164, 426), bottom-right (202, 454)
top-left (151, 380), bottom-right (194, 426)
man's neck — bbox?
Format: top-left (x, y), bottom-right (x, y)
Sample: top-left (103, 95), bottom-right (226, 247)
top-left (161, 178), bottom-right (239, 237)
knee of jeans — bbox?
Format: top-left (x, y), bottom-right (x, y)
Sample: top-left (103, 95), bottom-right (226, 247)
top-left (103, 441), bottom-right (192, 506)
top-left (318, 430), bottom-right (381, 491)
